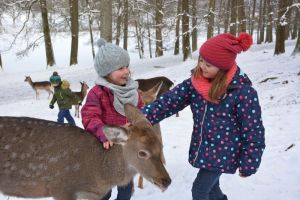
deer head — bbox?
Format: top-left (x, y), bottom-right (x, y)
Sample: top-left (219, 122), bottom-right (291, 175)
top-left (139, 81), bottom-right (163, 105)
top-left (102, 103), bottom-right (171, 191)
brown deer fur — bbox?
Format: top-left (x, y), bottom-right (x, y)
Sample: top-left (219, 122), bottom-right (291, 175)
top-left (0, 104), bottom-right (171, 200)
top-left (136, 76), bottom-right (174, 97)
top-left (24, 76), bottom-right (53, 100)
top-left (71, 81), bottom-right (89, 118)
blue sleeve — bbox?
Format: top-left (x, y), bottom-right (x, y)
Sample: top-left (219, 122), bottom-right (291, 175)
top-left (141, 79), bottom-right (193, 124)
top-left (236, 85), bottom-right (265, 176)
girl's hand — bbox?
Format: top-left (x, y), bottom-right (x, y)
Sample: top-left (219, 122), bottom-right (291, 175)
top-left (239, 172), bottom-right (247, 178)
top-left (103, 141), bottom-right (114, 149)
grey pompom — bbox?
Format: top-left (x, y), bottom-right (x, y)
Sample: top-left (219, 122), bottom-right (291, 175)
top-left (96, 38), bottom-right (106, 47)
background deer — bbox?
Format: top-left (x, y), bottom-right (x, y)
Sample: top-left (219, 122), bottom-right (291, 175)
top-left (24, 76), bottom-right (53, 99)
top-left (71, 81), bottom-right (89, 118)
top-left (137, 81), bottom-right (166, 189)
top-left (0, 104), bottom-right (171, 200)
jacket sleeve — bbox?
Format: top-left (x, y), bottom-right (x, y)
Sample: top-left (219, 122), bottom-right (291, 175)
top-left (236, 85), bottom-right (265, 177)
top-left (141, 79), bottom-right (192, 125)
top-left (81, 88), bottom-right (107, 142)
top-left (50, 93), bottom-right (57, 106)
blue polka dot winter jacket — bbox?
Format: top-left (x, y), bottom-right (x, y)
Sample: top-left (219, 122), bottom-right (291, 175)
top-left (142, 67), bottom-right (265, 176)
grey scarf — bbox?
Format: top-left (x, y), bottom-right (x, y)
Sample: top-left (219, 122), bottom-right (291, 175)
top-left (95, 76), bottom-right (139, 116)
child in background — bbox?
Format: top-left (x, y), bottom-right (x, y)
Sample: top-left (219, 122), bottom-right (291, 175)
top-left (142, 33), bottom-right (265, 200)
top-left (81, 39), bottom-right (144, 200)
top-left (49, 72), bottom-right (81, 125)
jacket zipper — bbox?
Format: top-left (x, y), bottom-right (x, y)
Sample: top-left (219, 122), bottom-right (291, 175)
top-left (194, 102), bottom-right (208, 162)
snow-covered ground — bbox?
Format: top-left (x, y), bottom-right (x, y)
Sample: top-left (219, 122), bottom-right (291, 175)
top-left (0, 33), bottom-right (300, 200)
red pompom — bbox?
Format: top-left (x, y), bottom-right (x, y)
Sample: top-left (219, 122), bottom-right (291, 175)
top-left (238, 32), bottom-right (253, 51)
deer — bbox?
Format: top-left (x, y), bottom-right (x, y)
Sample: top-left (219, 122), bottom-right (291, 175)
top-left (24, 76), bottom-right (53, 100)
top-left (137, 81), bottom-right (166, 190)
top-left (71, 81), bottom-right (89, 118)
top-left (0, 103), bottom-right (171, 200)
top-left (136, 76), bottom-right (179, 117)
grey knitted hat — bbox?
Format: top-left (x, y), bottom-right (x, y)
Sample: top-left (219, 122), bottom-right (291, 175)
top-left (94, 38), bottom-right (130, 77)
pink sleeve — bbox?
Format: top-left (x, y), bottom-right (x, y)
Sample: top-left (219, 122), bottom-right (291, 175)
top-left (81, 88), bottom-right (107, 142)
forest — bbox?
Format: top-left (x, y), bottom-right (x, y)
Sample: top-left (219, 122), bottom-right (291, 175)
top-left (0, 0), bottom-right (299, 70)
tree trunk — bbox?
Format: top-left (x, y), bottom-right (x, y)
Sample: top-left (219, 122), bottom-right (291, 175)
top-left (259, 0), bottom-right (267, 43)
top-left (116, 0), bottom-right (122, 46)
top-left (155, 0), bottom-right (164, 57)
top-left (100, 0), bottom-right (112, 42)
top-left (237, 0), bottom-right (246, 33)
top-left (291, 9), bottom-right (299, 40)
top-left (86, 0), bottom-right (95, 59)
top-left (292, 26), bottom-right (300, 55)
top-left (0, 53), bottom-right (2, 70)
top-left (191, 0), bottom-right (197, 51)
top-left (69, 0), bottom-right (79, 66)
top-left (265, 0), bottom-right (273, 43)
top-left (147, 13), bottom-right (153, 58)
top-left (224, 0), bottom-right (231, 33)
top-left (39, 0), bottom-right (55, 67)
top-left (217, 0), bottom-right (224, 34)
top-left (207, 0), bottom-right (216, 39)
top-left (174, 0), bottom-right (181, 55)
top-left (229, 0), bottom-right (237, 35)
top-left (284, 0), bottom-right (293, 40)
top-left (123, 0), bottom-right (129, 50)
top-left (274, 0), bottom-right (288, 55)
top-left (182, 0), bottom-right (190, 61)
top-left (257, 0), bottom-right (263, 44)
top-left (250, 0), bottom-right (256, 35)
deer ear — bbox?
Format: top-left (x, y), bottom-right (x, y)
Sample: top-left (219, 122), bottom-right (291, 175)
top-left (102, 125), bottom-right (128, 145)
top-left (124, 103), bottom-right (152, 128)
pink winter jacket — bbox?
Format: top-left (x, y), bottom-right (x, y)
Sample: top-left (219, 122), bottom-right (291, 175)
top-left (81, 85), bottom-right (144, 142)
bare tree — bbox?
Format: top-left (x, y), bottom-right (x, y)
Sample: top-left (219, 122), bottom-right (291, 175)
top-left (292, 25), bottom-right (300, 55)
top-left (224, 0), bottom-right (231, 33)
top-left (174, 0), bottom-right (181, 55)
top-left (274, 0), bottom-right (289, 55)
top-left (207, 0), bottom-right (216, 39)
top-left (69, 0), bottom-right (79, 66)
top-left (0, 52), bottom-right (2, 70)
top-left (100, 0), bottom-right (112, 42)
top-left (115, 0), bottom-right (122, 46)
top-left (237, 0), bottom-right (246, 33)
top-left (250, 0), bottom-right (256, 35)
top-left (191, 0), bottom-right (197, 51)
top-left (265, 0), bottom-right (273, 43)
top-left (155, 0), bottom-right (164, 57)
top-left (229, 0), bottom-right (237, 35)
top-left (123, 0), bottom-right (129, 50)
top-left (39, 0), bottom-right (55, 67)
top-left (182, 0), bottom-right (190, 61)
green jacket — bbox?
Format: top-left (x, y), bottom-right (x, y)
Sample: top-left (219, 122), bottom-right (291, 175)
top-left (50, 86), bottom-right (80, 110)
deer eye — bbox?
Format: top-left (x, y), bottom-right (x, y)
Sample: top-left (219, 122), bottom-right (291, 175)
top-left (138, 150), bottom-right (150, 160)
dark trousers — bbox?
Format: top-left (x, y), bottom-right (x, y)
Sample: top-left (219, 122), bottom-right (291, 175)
top-left (192, 169), bottom-right (225, 200)
top-left (57, 109), bottom-right (75, 125)
top-left (101, 180), bottom-right (133, 200)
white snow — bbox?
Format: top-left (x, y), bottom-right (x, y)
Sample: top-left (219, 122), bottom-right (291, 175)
top-left (0, 33), bottom-right (300, 200)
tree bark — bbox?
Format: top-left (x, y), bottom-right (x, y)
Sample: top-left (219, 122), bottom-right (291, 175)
top-left (123, 0), bottom-right (128, 50)
top-left (155, 0), bottom-right (164, 57)
top-left (224, 0), bottom-right (231, 33)
top-left (207, 0), bottom-right (216, 39)
top-left (257, 0), bottom-right (263, 44)
top-left (274, 0), bottom-right (288, 55)
top-left (39, 0), bottom-right (55, 67)
top-left (174, 0), bottom-right (181, 55)
top-left (182, 0), bottom-right (190, 61)
top-left (259, 0), bottom-right (267, 43)
top-left (0, 53), bottom-right (2, 70)
top-left (147, 13), bottom-right (153, 58)
top-left (265, 0), bottom-right (273, 43)
top-left (292, 26), bottom-right (300, 55)
top-left (250, 0), bottom-right (256, 35)
top-left (116, 0), bottom-right (122, 46)
top-left (291, 9), bottom-right (299, 40)
top-left (191, 0), bottom-right (197, 51)
top-left (237, 0), bottom-right (246, 33)
top-left (69, 0), bottom-right (79, 66)
top-left (86, 0), bottom-right (95, 58)
top-left (100, 0), bottom-right (112, 42)
top-left (229, 0), bottom-right (237, 35)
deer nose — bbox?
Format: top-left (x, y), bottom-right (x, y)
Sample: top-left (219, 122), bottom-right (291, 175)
top-left (162, 177), bottom-right (172, 188)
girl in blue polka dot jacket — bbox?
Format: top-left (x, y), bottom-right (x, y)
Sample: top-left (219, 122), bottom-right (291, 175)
top-left (142, 33), bottom-right (265, 200)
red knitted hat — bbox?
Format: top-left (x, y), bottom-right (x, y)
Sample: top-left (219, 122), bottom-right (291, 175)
top-left (199, 32), bottom-right (253, 70)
